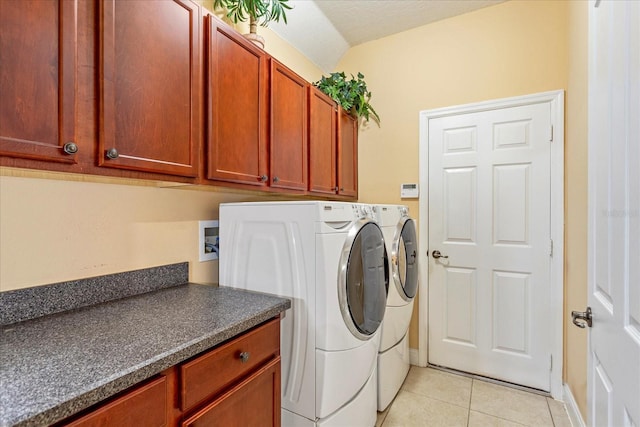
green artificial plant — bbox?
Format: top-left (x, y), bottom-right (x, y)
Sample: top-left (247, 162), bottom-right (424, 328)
top-left (313, 72), bottom-right (380, 125)
top-left (213, 0), bottom-right (291, 34)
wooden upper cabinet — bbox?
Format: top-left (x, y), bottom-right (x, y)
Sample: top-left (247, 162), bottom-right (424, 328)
top-left (308, 87), bottom-right (337, 195)
top-left (0, 0), bottom-right (78, 163)
top-left (206, 16), bottom-right (268, 186)
top-left (270, 59), bottom-right (308, 191)
top-left (337, 108), bottom-right (358, 198)
top-left (98, 0), bottom-right (200, 177)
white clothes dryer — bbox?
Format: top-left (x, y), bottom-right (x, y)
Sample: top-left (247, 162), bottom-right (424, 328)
top-left (219, 201), bottom-right (389, 426)
top-left (373, 204), bottom-right (418, 411)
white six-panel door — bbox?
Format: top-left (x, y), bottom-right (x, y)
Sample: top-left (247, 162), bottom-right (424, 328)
top-left (587, 1), bottom-right (640, 425)
top-left (427, 101), bottom-right (553, 391)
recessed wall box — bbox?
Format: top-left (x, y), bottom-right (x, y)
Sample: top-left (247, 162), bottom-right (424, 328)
top-left (400, 183), bottom-right (419, 198)
top-left (199, 220), bottom-right (219, 262)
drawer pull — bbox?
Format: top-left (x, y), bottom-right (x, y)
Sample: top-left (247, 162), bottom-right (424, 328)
top-left (239, 351), bottom-right (250, 363)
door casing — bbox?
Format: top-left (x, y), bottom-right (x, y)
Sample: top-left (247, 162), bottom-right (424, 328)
top-left (417, 90), bottom-right (565, 399)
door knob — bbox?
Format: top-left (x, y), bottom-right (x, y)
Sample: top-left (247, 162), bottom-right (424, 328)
top-left (62, 142), bottom-right (78, 155)
top-left (105, 148), bottom-right (119, 159)
top-left (571, 307), bottom-right (592, 328)
top-left (432, 250), bottom-right (448, 259)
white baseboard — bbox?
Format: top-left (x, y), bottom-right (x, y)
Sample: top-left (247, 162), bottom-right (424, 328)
top-left (563, 383), bottom-right (586, 427)
top-left (409, 348), bottom-right (421, 366)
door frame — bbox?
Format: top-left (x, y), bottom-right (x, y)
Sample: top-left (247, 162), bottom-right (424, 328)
top-left (417, 90), bottom-right (565, 399)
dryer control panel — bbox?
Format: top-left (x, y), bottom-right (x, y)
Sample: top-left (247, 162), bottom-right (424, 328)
top-left (353, 204), bottom-right (375, 220)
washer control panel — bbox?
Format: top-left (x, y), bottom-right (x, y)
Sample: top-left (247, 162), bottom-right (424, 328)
top-left (352, 204), bottom-right (375, 220)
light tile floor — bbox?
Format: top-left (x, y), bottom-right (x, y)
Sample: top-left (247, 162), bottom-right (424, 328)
top-left (376, 367), bottom-right (572, 427)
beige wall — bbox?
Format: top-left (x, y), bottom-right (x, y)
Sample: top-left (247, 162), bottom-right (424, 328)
top-left (565, 0), bottom-right (589, 418)
top-left (337, 0), bottom-right (587, 419)
top-left (0, 171), bottom-right (250, 289)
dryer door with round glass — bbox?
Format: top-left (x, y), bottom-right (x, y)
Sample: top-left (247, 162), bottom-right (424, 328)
top-left (339, 220), bottom-right (389, 340)
top-left (393, 217), bottom-right (418, 301)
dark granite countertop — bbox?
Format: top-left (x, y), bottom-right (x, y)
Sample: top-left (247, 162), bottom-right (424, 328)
top-left (0, 283), bottom-right (290, 427)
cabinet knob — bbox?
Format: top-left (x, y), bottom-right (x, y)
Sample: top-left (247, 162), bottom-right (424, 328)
top-left (335, 187), bottom-right (339, 192)
top-left (259, 175), bottom-right (268, 182)
top-left (340, 187), bottom-right (344, 192)
top-left (273, 176), bottom-right (279, 183)
top-left (239, 351), bottom-right (250, 363)
top-left (105, 148), bottom-right (119, 160)
top-left (62, 142), bottom-right (78, 155)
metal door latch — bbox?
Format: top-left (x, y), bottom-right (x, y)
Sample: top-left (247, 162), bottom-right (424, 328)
top-left (432, 250), bottom-right (448, 259)
top-left (571, 307), bottom-right (593, 328)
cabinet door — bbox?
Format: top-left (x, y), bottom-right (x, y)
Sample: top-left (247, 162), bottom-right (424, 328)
top-left (206, 16), bottom-right (268, 187)
top-left (308, 87), bottom-right (337, 195)
top-left (98, 0), bottom-right (200, 177)
top-left (337, 108), bottom-right (358, 198)
top-left (181, 358), bottom-right (280, 427)
top-left (0, 0), bottom-right (78, 163)
top-left (270, 59), bottom-right (308, 191)
top-left (62, 375), bottom-right (167, 427)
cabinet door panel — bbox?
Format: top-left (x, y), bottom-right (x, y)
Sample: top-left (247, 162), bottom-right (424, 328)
top-left (0, 0), bottom-right (77, 163)
top-left (309, 87), bottom-right (337, 195)
top-left (62, 375), bottom-right (167, 427)
top-left (270, 60), bottom-right (307, 191)
top-left (99, 0), bottom-right (200, 177)
top-left (181, 358), bottom-right (280, 427)
top-left (207, 17), bottom-right (268, 186)
top-left (338, 109), bottom-right (358, 197)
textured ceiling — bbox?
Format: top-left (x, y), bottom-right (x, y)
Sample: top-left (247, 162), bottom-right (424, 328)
top-left (269, 0), bottom-right (507, 73)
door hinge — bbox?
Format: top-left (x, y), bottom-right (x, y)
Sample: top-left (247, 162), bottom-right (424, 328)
top-left (550, 239), bottom-right (554, 257)
top-left (549, 125), bottom-right (554, 142)
top-left (550, 354), bottom-right (553, 371)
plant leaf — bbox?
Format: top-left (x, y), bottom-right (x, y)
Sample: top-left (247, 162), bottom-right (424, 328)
top-left (312, 71), bottom-right (380, 126)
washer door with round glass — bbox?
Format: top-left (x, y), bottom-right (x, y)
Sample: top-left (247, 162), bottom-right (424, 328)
top-left (339, 220), bottom-right (389, 340)
top-left (392, 217), bottom-right (418, 301)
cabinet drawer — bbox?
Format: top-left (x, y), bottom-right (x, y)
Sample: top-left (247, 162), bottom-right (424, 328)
top-left (180, 318), bottom-right (280, 411)
top-left (62, 375), bottom-right (166, 427)
top-left (181, 357), bottom-right (280, 427)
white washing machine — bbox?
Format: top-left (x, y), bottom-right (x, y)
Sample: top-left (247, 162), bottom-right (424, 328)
top-left (219, 201), bottom-right (389, 426)
top-left (373, 204), bottom-right (418, 411)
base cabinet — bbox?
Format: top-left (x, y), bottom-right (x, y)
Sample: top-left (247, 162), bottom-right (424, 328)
top-left (58, 318), bottom-right (281, 427)
top-left (181, 358), bottom-right (280, 427)
top-left (61, 376), bottom-right (167, 427)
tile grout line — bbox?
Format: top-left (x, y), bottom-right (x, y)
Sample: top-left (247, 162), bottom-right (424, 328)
top-left (466, 376), bottom-right (542, 426)
top-left (546, 397), bottom-right (557, 427)
top-left (470, 409), bottom-right (530, 426)
top-left (466, 378), bottom-right (474, 427)
top-left (399, 388), bottom-right (472, 411)
top-left (429, 364), bottom-right (550, 397)
top-left (390, 367), bottom-right (556, 426)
